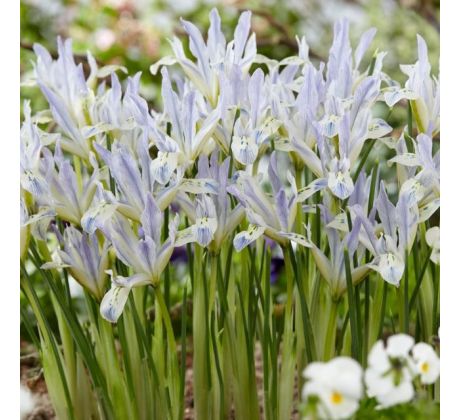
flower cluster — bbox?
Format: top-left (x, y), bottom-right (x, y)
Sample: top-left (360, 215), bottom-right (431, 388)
top-left (20, 8), bottom-right (440, 420)
top-left (301, 334), bottom-right (440, 419)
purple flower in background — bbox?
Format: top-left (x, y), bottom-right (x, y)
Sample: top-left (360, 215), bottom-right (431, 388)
top-left (270, 256), bottom-right (285, 285)
top-left (171, 245), bottom-right (189, 265)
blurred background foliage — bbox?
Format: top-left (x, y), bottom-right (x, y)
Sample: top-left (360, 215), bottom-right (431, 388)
top-left (21, 0), bottom-right (439, 111)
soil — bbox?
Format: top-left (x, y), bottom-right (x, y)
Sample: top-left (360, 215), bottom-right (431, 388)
top-left (20, 339), bottom-right (300, 419)
top-left (20, 341), bottom-right (55, 419)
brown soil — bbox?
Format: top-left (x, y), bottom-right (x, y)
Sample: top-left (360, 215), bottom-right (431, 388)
top-left (20, 341), bottom-right (55, 419)
top-left (20, 339), bottom-right (300, 419)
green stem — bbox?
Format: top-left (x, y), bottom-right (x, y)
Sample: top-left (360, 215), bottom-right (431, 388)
top-left (404, 250), bottom-right (410, 333)
top-left (363, 278), bottom-right (370, 367)
top-left (154, 286), bottom-right (181, 420)
top-left (288, 245), bottom-right (316, 361)
top-left (192, 247), bottom-right (213, 420)
top-left (344, 248), bottom-right (360, 361)
top-left (278, 247), bottom-right (296, 420)
top-left (324, 299), bottom-right (338, 361)
top-left (179, 286), bottom-right (188, 418)
top-left (409, 251), bottom-right (431, 313)
top-left (432, 263), bottom-right (439, 335)
top-left (20, 265), bottom-right (76, 420)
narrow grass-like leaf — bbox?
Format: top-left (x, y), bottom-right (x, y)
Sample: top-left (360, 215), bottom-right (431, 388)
top-left (344, 248), bottom-right (360, 361)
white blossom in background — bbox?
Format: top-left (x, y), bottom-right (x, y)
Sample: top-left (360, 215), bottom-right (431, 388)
top-left (20, 385), bottom-right (36, 420)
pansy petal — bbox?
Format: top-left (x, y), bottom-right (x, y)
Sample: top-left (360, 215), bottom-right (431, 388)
top-left (386, 333), bottom-right (414, 358)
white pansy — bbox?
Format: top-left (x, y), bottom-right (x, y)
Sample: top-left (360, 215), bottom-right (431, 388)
top-left (411, 342), bottom-right (440, 384)
top-left (365, 334), bottom-right (416, 409)
top-left (302, 357), bottom-right (363, 420)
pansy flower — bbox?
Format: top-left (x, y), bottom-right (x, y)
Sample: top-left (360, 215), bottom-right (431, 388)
top-left (411, 342), bottom-right (440, 384)
top-left (302, 357), bottom-right (363, 420)
top-left (365, 334), bottom-right (416, 409)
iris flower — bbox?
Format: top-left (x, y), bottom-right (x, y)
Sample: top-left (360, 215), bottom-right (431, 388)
top-left (42, 226), bottom-right (109, 300)
top-left (100, 194), bottom-right (179, 322)
top-left (229, 69), bottom-right (280, 166)
top-left (353, 183), bottom-right (418, 286)
top-left (40, 143), bottom-right (100, 225)
top-left (91, 140), bottom-right (218, 225)
top-left (228, 153), bottom-right (311, 251)
top-left (175, 153), bottom-right (244, 251)
top-left (384, 35), bottom-right (439, 135)
top-left (151, 9), bottom-right (256, 106)
top-left (33, 38), bottom-right (128, 160)
top-left (307, 202), bottom-right (369, 299)
top-left (150, 68), bottom-right (220, 185)
top-left (389, 132), bottom-right (440, 223)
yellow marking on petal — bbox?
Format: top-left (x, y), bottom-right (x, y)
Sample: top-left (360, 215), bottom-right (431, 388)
top-left (421, 362), bottom-right (430, 373)
top-left (330, 391), bottom-right (343, 405)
